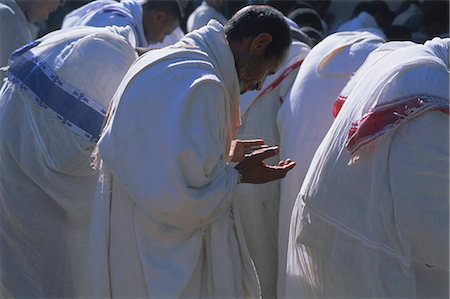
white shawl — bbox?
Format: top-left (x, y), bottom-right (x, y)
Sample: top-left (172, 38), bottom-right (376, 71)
top-left (0, 26), bottom-right (136, 298)
top-left (62, 0), bottom-right (146, 47)
top-left (286, 38), bottom-right (449, 298)
top-left (276, 30), bottom-right (385, 296)
top-left (87, 20), bottom-right (260, 298)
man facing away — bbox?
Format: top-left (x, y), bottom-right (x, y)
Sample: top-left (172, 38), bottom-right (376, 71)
top-left (0, 25), bottom-right (138, 297)
top-left (86, 5), bottom-right (295, 298)
top-left (276, 24), bottom-right (386, 296)
top-left (286, 37), bottom-right (449, 298)
top-left (0, 0), bottom-right (60, 81)
top-left (62, 0), bottom-right (183, 47)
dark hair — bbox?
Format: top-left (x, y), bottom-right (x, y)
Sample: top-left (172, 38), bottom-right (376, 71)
top-left (288, 7), bottom-right (323, 33)
top-left (142, 0), bottom-right (182, 20)
top-left (363, 0), bottom-right (393, 30)
top-left (224, 6), bottom-right (291, 59)
top-left (385, 25), bottom-right (412, 41)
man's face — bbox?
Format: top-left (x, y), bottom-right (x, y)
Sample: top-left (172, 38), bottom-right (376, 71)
top-left (143, 11), bottom-right (179, 44)
top-left (237, 49), bottom-right (288, 94)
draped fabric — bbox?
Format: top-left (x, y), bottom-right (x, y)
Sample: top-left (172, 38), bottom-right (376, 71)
top-left (86, 20), bottom-right (261, 298)
top-left (234, 40), bottom-right (310, 298)
top-left (187, 0), bottom-right (227, 32)
top-left (276, 30), bottom-right (384, 296)
top-left (62, 0), bottom-right (146, 47)
top-left (336, 11), bottom-right (386, 39)
top-left (286, 38), bottom-right (449, 298)
top-left (0, 26), bottom-right (137, 298)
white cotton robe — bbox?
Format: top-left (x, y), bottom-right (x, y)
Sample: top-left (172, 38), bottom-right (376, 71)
top-left (87, 20), bottom-right (260, 298)
top-left (234, 39), bottom-right (310, 298)
top-left (187, 1), bottom-right (227, 32)
top-left (276, 29), bottom-right (385, 296)
top-left (0, 0), bottom-right (38, 82)
top-left (62, 0), bottom-right (145, 47)
top-left (0, 26), bottom-right (137, 298)
top-left (285, 38), bottom-right (449, 298)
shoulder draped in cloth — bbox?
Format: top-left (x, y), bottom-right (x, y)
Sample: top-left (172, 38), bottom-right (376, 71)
top-left (285, 37), bottom-right (449, 298)
top-left (86, 20), bottom-right (261, 298)
top-left (0, 26), bottom-right (137, 298)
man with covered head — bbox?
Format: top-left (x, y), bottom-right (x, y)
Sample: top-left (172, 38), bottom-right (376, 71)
top-left (286, 37), bottom-right (449, 298)
top-left (62, 0), bottom-right (183, 47)
top-left (87, 5), bottom-right (295, 298)
top-left (0, 25), bottom-right (138, 297)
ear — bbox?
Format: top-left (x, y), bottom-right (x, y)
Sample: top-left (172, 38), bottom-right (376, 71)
top-left (153, 10), bottom-right (167, 22)
top-left (249, 33), bottom-right (273, 55)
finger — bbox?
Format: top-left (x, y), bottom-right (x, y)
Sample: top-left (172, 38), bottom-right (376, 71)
top-left (245, 146), bottom-right (279, 161)
top-left (267, 161), bottom-right (296, 171)
top-left (240, 139), bottom-right (265, 148)
top-left (246, 144), bottom-right (269, 153)
top-left (266, 163), bottom-right (296, 180)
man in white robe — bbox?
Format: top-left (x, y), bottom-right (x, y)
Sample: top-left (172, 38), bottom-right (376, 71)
top-left (234, 21), bottom-right (310, 298)
top-left (276, 28), bottom-right (385, 296)
top-left (187, 0), bottom-right (227, 32)
top-left (0, 0), bottom-right (60, 81)
top-left (285, 37), bottom-right (449, 298)
top-left (0, 25), bottom-right (137, 298)
top-left (87, 6), bottom-right (295, 298)
top-left (62, 0), bottom-right (183, 47)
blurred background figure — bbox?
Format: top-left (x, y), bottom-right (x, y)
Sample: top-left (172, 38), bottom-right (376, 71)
top-left (288, 7), bottom-right (325, 46)
top-left (187, 0), bottom-right (227, 32)
top-left (62, 0), bottom-right (183, 47)
top-left (336, 0), bottom-right (393, 37)
top-left (0, 0), bottom-right (60, 81)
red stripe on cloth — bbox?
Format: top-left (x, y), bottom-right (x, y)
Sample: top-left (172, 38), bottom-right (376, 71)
top-left (346, 96), bottom-right (449, 154)
top-left (332, 96), bottom-right (347, 118)
top-left (253, 59), bottom-right (304, 103)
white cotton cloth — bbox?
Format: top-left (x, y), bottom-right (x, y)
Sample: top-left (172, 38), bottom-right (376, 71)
top-left (336, 11), bottom-right (386, 39)
top-left (234, 40), bottom-right (310, 298)
top-left (332, 40), bottom-right (417, 119)
top-left (285, 38), bottom-right (449, 298)
top-left (0, 0), bottom-right (38, 82)
top-left (149, 26), bottom-right (185, 48)
top-left (86, 20), bottom-right (260, 298)
top-left (187, 0), bottom-right (227, 32)
top-left (276, 30), bottom-right (385, 297)
top-left (62, 0), bottom-right (145, 47)
top-left (0, 26), bottom-right (137, 298)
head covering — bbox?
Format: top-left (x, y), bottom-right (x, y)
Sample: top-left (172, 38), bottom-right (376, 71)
top-left (342, 37), bottom-right (449, 154)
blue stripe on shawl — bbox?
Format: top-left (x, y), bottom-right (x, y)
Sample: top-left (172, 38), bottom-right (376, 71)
top-left (8, 55), bottom-right (105, 141)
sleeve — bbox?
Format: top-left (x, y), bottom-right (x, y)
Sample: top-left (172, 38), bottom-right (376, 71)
top-left (389, 111), bottom-right (449, 268)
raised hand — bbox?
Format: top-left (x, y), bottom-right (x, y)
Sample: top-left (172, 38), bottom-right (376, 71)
top-left (234, 146), bottom-right (296, 184)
